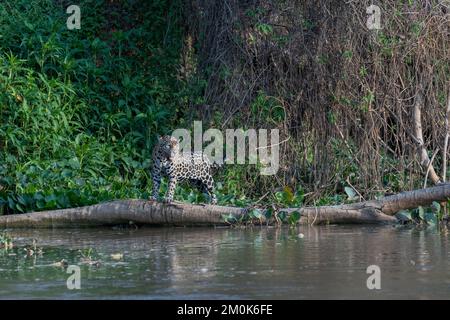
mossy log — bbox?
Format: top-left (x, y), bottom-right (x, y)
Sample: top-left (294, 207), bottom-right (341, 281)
top-left (1, 184), bottom-right (450, 228)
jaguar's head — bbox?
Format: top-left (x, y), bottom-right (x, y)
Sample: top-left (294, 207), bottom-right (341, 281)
top-left (157, 135), bottom-right (180, 159)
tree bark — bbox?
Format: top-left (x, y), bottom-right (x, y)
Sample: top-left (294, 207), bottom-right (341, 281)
top-left (1, 184), bottom-right (449, 228)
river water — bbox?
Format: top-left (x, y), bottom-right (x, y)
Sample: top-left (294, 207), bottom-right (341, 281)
top-left (0, 225), bottom-right (449, 299)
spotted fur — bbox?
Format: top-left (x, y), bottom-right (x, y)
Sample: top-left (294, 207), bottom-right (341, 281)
top-left (150, 135), bottom-right (218, 204)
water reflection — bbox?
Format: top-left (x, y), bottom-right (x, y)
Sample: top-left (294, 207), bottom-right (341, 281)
top-left (0, 225), bottom-right (449, 299)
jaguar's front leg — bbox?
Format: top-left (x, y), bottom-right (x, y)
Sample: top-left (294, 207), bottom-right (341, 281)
top-left (150, 167), bottom-right (161, 201)
top-left (164, 176), bottom-right (178, 203)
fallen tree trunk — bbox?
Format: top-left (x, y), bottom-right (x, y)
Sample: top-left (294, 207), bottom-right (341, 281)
top-left (0, 184), bottom-right (450, 228)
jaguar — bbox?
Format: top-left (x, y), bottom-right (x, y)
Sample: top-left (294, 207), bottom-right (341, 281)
top-left (150, 135), bottom-right (218, 204)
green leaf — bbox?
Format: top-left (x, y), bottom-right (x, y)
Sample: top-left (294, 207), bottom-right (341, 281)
top-left (288, 211), bottom-right (301, 225)
top-left (292, 189), bottom-right (304, 207)
top-left (256, 23), bottom-right (273, 35)
top-left (85, 168), bottom-right (98, 178)
top-left (418, 206), bottom-right (425, 220)
top-left (275, 191), bottom-right (284, 203)
top-left (271, 106), bottom-right (285, 122)
top-left (424, 211), bottom-right (437, 225)
top-left (24, 21), bottom-right (34, 30)
top-left (45, 194), bottom-right (57, 203)
top-left (61, 169), bottom-right (72, 178)
top-left (7, 196), bottom-right (16, 210)
top-left (432, 201), bottom-right (441, 215)
top-left (16, 195), bottom-right (27, 206)
top-left (396, 210), bottom-right (412, 221)
top-left (221, 214), bottom-right (236, 224)
top-left (57, 194), bottom-right (70, 208)
top-left (264, 208), bottom-right (273, 219)
top-left (68, 157), bottom-right (81, 170)
top-left (36, 200), bottom-right (45, 209)
top-left (278, 211), bottom-right (287, 222)
top-left (45, 200), bottom-right (57, 209)
top-left (135, 113), bottom-right (147, 120)
top-left (250, 208), bottom-right (262, 219)
top-left (15, 203), bottom-right (25, 213)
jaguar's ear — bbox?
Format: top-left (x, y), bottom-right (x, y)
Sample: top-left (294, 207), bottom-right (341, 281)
top-left (157, 135), bottom-right (161, 140)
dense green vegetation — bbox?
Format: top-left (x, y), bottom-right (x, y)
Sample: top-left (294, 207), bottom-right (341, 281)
top-left (0, 0), bottom-right (303, 214)
top-left (0, 0), bottom-right (232, 213)
top-left (0, 0), bottom-right (449, 225)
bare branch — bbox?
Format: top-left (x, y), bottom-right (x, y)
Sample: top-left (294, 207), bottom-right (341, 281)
top-left (442, 88), bottom-right (450, 181)
top-left (413, 90), bottom-right (442, 184)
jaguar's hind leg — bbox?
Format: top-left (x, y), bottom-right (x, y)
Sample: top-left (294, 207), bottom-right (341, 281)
top-left (188, 179), bottom-right (216, 205)
top-left (199, 176), bottom-right (217, 205)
